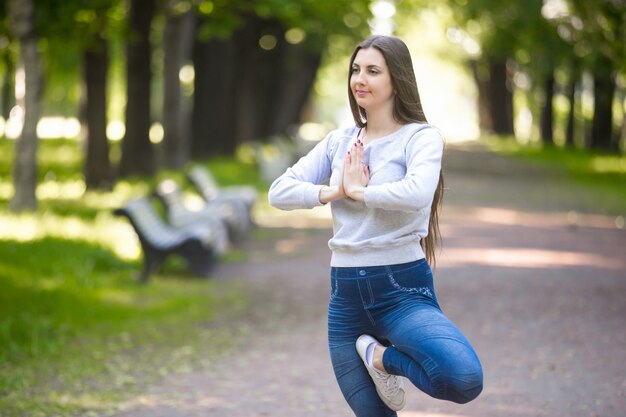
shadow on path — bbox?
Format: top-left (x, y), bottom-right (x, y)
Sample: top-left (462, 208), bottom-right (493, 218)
top-left (110, 141), bottom-right (626, 417)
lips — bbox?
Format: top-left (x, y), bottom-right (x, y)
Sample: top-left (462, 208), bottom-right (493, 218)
top-left (355, 90), bottom-right (368, 97)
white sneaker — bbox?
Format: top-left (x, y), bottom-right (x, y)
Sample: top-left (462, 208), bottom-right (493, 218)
top-left (356, 334), bottom-right (406, 411)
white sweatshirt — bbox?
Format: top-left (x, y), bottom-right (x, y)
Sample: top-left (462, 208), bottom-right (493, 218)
top-left (268, 122), bottom-right (443, 267)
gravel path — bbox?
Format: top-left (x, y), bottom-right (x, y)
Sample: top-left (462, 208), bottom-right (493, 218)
top-left (110, 141), bottom-right (626, 417)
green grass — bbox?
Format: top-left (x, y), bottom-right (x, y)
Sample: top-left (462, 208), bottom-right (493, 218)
top-left (483, 136), bottom-right (626, 214)
top-left (0, 138), bottom-right (268, 416)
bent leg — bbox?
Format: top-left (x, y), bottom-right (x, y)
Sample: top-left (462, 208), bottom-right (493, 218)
top-left (381, 305), bottom-right (483, 404)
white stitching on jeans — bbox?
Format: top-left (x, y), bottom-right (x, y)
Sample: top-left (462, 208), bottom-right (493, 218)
top-left (330, 277), bottom-right (338, 300)
top-left (387, 273), bottom-right (433, 298)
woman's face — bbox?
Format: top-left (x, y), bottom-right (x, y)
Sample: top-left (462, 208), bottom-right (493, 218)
top-left (350, 47), bottom-right (395, 114)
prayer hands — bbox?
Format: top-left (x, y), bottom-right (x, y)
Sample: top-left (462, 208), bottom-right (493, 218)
top-left (343, 140), bottom-right (370, 201)
top-left (318, 140), bottom-right (370, 204)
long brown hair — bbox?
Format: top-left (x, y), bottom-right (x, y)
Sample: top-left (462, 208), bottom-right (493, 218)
top-left (348, 35), bottom-right (445, 266)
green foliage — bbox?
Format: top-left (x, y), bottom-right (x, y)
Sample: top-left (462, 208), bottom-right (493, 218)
top-left (259, 0), bottom-right (373, 45)
top-left (30, 0), bottom-right (125, 115)
top-left (562, 0), bottom-right (626, 72)
top-left (193, 0), bottom-right (372, 48)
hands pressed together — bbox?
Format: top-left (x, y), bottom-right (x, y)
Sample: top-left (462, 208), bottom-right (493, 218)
top-left (319, 140), bottom-right (370, 204)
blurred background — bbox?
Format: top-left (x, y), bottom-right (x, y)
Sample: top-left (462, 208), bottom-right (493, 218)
top-left (1, 0), bottom-right (624, 206)
top-left (0, 0), bottom-right (624, 415)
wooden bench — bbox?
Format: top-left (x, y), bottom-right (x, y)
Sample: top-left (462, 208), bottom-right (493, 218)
top-left (114, 197), bottom-right (223, 283)
top-left (186, 166), bottom-right (258, 210)
top-left (186, 166), bottom-right (256, 242)
top-left (153, 179), bottom-right (243, 246)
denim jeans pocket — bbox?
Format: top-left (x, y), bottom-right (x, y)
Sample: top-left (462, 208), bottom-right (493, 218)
top-left (386, 262), bottom-right (435, 299)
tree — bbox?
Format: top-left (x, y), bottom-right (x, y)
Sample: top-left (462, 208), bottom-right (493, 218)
top-left (268, 36), bottom-right (323, 135)
top-left (191, 1), bottom-right (242, 158)
top-left (191, 33), bottom-right (237, 157)
top-left (190, 0), bottom-right (372, 158)
top-left (8, 0), bottom-right (42, 212)
top-left (119, 0), bottom-right (157, 177)
top-left (162, 0), bottom-right (196, 168)
top-left (72, 0), bottom-right (121, 189)
top-left (441, 0), bottom-right (529, 136)
top-left (546, 0), bottom-right (625, 151)
top-left (564, 61), bottom-right (580, 147)
top-left (82, 31), bottom-right (112, 189)
top-left (0, 30), bottom-right (16, 123)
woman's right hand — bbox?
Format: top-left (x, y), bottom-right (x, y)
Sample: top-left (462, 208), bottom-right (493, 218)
top-left (319, 159), bottom-right (349, 204)
top-left (319, 184), bottom-right (346, 204)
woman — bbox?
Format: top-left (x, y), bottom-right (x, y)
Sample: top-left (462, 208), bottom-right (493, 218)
top-left (268, 35), bottom-right (483, 417)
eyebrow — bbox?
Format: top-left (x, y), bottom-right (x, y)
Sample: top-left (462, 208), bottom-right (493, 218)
top-left (352, 63), bottom-right (382, 69)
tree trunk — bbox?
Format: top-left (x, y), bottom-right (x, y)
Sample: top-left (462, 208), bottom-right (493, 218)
top-left (82, 35), bottom-right (112, 190)
top-left (254, 20), bottom-right (285, 139)
top-left (470, 60), bottom-right (493, 133)
top-left (190, 15), bottom-right (322, 157)
top-left (590, 60), bottom-right (615, 150)
top-left (488, 58), bottom-right (515, 136)
top-left (540, 71), bottom-right (555, 146)
top-left (8, 0), bottom-right (42, 212)
top-left (269, 41), bottom-right (322, 135)
top-left (162, 6), bottom-right (195, 168)
top-left (1, 53), bottom-right (15, 122)
top-left (232, 14), bottom-right (262, 147)
top-left (119, 0), bottom-right (156, 177)
top-left (616, 88), bottom-right (626, 153)
top-left (191, 30), bottom-right (236, 157)
top-left (564, 68), bottom-right (578, 148)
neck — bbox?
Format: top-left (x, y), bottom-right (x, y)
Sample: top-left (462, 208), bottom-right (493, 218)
top-left (363, 111), bottom-right (401, 140)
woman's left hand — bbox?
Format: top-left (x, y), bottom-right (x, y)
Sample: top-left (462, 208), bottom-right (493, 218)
top-left (343, 140), bottom-right (370, 201)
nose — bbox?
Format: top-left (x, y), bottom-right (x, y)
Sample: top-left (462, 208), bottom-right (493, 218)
top-left (352, 71), bottom-right (364, 86)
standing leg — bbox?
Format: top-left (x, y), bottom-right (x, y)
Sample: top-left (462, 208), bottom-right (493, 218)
top-left (328, 275), bottom-right (398, 417)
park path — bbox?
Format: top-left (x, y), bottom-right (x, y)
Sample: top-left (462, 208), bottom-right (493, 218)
top-left (109, 141), bottom-right (626, 417)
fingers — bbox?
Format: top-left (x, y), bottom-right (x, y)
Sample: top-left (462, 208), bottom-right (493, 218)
top-left (354, 140), bottom-right (363, 166)
top-left (346, 140), bottom-right (363, 168)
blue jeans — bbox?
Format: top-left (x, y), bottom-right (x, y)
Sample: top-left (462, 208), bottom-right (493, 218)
top-left (328, 259), bottom-right (483, 417)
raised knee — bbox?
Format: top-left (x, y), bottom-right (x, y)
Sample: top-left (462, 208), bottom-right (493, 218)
top-left (447, 370), bottom-right (483, 404)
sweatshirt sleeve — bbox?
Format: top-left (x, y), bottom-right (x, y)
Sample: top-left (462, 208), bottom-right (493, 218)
top-left (364, 129), bottom-right (443, 212)
top-left (267, 134), bottom-right (334, 211)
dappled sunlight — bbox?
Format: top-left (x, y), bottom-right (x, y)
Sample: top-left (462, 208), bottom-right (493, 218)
top-left (48, 392), bottom-right (117, 411)
top-left (2, 178), bottom-right (149, 210)
top-left (0, 211), bottom-right (140, 260)
top-left (37, 179), bottom-right (86, 200)
top-left (0, 181), bottom-right (12, 200)
top-left (122, 394), bottom-right (228, 410)
top-left (440, 205), bottom-right (626, 270)
top-left (591, 155), bottom-right (626, 174)
top-left (441, 247), bottom-right (624, 270)
top-left (99, 289), bottom-right (138, 306)
top-left (37, 140), bottom-right (83, 166)
top-left (444, 206), bottom-right (624, 230)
